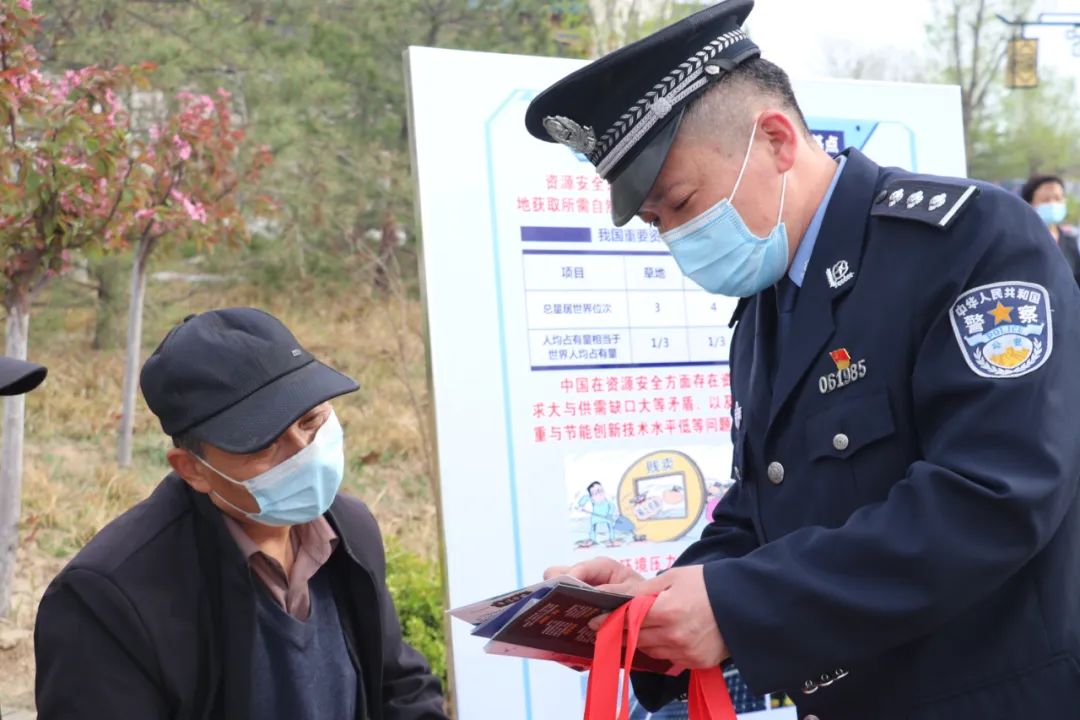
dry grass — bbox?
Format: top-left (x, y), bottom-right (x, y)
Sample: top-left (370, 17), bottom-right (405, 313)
top-left (0, 269), bottom-right (438, 711)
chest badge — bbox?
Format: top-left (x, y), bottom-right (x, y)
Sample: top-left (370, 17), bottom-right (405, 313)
top-left (826, 260), bottom-right (854, 289)
top-left (818, 348), bottom-right (868, 394)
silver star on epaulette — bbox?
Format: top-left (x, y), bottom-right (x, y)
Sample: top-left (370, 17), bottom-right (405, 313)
top-left (888, 189), bottom-right (905, 207)
top-left (543, 115), bottom-right (597, 155)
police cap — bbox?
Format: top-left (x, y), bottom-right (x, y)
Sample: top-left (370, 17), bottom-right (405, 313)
top-left (525, 0), bottom-right (759, 226)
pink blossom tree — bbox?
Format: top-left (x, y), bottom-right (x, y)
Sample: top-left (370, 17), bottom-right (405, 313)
top-left (115, 89), bottom-right (272, 466)
top-left (0, 0), bottom-right (154, 615)
top-left (0, 0), bottom-right (270, 613)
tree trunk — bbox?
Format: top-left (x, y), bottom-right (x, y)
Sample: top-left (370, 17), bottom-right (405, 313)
top-left (0, 288), bottom-right (31, 617)
top-left (117, 237), bottom-right (153, 467)
top-left (374, 212), bottom-right (399, 294)
top-left (90, 253), bottom-right (125, 351)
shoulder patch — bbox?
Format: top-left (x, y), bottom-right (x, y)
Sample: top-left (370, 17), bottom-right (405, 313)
top-left (949, 281), bottom-right (1053, 379)
top-left (871, 179), bottom-right (980, 230)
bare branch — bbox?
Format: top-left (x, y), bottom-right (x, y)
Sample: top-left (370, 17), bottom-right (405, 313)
top-left (970, 0), bottom-right (986, 102)
top-left (951, 0), bottom-right (964, 86)
top-left (971, 39), bottom-right (1008, 121)
top-left (94, 161), bottom-right (136, 238)
top-left (1, 49), bottom-right (16, 146)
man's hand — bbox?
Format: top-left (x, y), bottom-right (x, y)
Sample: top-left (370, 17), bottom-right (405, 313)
top-left (544, 556), bottom-right (645, 591)
top-left (588, 565), bottom-right (729, 670)
top-left (547, 561), bottom-right (727, 668)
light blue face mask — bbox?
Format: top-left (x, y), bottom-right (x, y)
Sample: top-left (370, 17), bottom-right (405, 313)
top-left (197, 410), bottom-right (345, 527)
top-left (1036, 202), bottom-right (1067, 226)
top-left (660, 120), bottom-right (789, 297)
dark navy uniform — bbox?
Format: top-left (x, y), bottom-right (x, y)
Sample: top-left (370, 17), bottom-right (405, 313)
top-left (525, 2), bottom-right (1080, 718)
top-left (638, 148), bottom-right (1080, 719)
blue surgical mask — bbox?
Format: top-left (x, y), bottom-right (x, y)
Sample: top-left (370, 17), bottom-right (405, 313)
top-left (197, 410), bottom-right (345, 527)
top-left (661, 120), bottom-right (789, 297)
top-left (1036, 202), bottom-right (1067, 226)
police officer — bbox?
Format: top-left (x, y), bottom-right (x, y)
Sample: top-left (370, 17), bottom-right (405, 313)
top-left (527, 2), bottom-right (1080, 718)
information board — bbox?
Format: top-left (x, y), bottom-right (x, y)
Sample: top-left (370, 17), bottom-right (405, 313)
top-left (406, 46), bottom-right (966, 720)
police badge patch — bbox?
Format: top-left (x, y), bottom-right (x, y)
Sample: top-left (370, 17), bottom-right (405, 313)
top-left (950, 281), bottom-right (1053, 379)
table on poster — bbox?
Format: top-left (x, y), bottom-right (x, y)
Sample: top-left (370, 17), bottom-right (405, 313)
top-left (522, 238), bottom-right (731, 371)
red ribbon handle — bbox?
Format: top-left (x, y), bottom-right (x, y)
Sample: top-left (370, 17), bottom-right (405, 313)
top-left (584, 594), bottom-right (736, 720)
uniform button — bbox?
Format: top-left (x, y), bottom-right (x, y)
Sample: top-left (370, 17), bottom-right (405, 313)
top-left (832, 433), bottom-right (850, 451)
top-left (804, 716), bottom-right (821, 720)
top-left (767, 461), bottom-right (785, 485)
top-left (874, 190), bottom-right (888, 204)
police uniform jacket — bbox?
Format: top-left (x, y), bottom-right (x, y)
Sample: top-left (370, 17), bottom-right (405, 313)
top-left (1055, 225), bottom-right (1080, 288)
top-left (634, 148), bottom-right (1080, 720)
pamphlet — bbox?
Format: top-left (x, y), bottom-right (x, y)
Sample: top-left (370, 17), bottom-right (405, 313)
top-left (450, 576), bottom-right (674, 674)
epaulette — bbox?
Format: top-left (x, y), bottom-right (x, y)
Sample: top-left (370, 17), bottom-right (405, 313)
top-left (870, 179), bottom-right (980, 230)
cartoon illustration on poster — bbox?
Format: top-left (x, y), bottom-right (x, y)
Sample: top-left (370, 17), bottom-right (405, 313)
top-left (565, 447), bottom-right (731, 555)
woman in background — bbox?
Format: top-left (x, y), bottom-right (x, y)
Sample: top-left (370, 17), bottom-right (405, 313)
top-left (1023, 174), bottom-right (1080, 287)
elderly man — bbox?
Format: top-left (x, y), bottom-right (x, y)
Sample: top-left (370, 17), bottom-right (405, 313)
top-left (35, 308), bottom-right (447, 720)
top-left (529, 1), bottom-right (1080, 719)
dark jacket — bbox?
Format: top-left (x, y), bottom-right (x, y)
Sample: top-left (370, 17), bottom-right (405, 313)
top-left (34, 474), bottom-right (447, 720)
top-left (1056, 224), bottom-right (1080, 288)
top-left (634, 149), bottom-right (1080, 719)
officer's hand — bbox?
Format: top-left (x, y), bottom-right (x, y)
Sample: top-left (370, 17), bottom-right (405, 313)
top-left (544, 557), bottom-right (645, 589)
top-left (633, 565), bottom-right (729, 670)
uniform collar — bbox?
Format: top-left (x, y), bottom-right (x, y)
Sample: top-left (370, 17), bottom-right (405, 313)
top-left (789, 155), bottom-right (847, 288)
top-left (765, 147), bottom-right (880, 428)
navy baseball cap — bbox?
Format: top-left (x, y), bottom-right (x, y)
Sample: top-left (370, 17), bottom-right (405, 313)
top-left (140, 308), bottom-right (359, 454)
top-left (525, 0), bottom-right (759, 226)
top-left (0, 357), bottom-right (47, 396)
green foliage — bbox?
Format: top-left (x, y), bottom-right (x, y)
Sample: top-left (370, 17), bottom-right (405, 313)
top-left (922, 0), bottom-right (1035, 166)
top-left (968, 73), bottom-right (1080, 182)
top-left (36, 0), bottom-right (578, 286)
top-left (384, 540), bottom-right (449, 690)
top-left (911, 0), bottom-right (1080, 185)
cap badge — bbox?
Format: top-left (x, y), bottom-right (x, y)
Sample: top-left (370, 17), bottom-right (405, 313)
top-left (649, 97), bottom-right (673, 120)
top-left (543, 115), bottom-right (597, 155)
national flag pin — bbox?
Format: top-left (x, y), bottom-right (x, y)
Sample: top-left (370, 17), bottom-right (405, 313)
top-left (829, 348), bottom-right (852, 371)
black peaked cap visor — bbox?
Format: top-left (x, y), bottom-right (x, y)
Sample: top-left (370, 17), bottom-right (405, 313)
top-left (0, 357), bottom-right (47, 396)
top-left (609, 109), bottom-right (686, 227)
top-left (186, 359), bottom-right (358, 454)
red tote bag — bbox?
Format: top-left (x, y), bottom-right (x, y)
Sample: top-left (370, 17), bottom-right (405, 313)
top-left (583, 594), bottom-right (737, 720)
